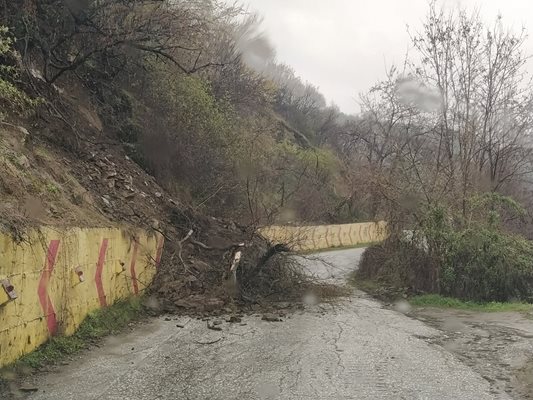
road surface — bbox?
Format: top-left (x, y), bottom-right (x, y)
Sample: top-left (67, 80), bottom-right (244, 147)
top-left (24, 248), bottom-right (506, 399)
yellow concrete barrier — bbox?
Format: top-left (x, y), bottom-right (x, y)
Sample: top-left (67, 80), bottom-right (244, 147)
top-left (259, 221), bottom-right (387, 251)
top-left (0, 227), bottom-right (164, 367)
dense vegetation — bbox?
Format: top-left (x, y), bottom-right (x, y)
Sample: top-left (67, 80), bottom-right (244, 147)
top-left (360, 195), bottom-right (533, 301)
top-left (0, 0), bottom-right (360, 225)
top-left (356, 5), bottom-right (533, 302)
top-left (2, 1), bottom-right (533, 301)
top-left (0, 26), bottom-right (37, 118)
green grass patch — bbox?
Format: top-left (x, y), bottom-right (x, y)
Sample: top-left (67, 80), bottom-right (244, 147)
top-left (350, 276), bottom-right (533, 312)
top-left (409, 294), bottom-right (533, 313)
top-left (13, 297), bottom-right (146, 370)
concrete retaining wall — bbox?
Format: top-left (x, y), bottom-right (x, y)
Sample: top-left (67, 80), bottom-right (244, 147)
top-left (0, 227), bottom-right (164, 367)
top-left (259, 221), bottom-right (387, 251)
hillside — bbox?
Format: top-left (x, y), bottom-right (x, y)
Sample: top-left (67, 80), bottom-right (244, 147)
top-left (3, 2), bottom-right (533, 398)
top-left (3, 0), bottom-right (533, 306)
top-left (0, 1), bottom-right (364, 228)
top-left (0, 0), bottom-right (359, 313)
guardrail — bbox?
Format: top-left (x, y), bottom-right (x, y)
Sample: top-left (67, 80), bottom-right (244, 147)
top-left (0, 227), bottom-right (164, 367)
top-left (259, 221), bottom-right (387, 252)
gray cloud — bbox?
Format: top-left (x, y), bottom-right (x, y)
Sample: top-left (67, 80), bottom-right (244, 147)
top-left (237, 0), bottom-right (533, 115)
top-left (395, 76), bottom-right (442, 113)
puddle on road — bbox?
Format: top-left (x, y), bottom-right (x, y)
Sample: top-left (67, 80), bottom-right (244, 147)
top-left (411, 307), bottom-right (533, 399)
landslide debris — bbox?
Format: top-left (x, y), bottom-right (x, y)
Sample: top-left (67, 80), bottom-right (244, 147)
top-left (0, 79), bottom-right (322, 316)
top-left (149, 209), bottom-right (321, 313)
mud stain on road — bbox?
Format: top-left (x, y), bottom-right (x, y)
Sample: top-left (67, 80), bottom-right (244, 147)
top-left (411, 307), bottom-right (533, 399)
top-left (515, 359), bottom-right (533, 399)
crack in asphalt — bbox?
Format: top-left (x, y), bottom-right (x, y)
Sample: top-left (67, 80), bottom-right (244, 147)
top-left (331, 321), bottom-right (347, 372)
top-left (23, 248), bottom-right (511, 400)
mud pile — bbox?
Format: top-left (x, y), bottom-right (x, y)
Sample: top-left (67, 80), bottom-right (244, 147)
top-left (150, 208), bottom-right (311, 313)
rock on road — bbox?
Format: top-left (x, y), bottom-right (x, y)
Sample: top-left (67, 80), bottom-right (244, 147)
top-left (26, 248), bottom-right (506, 400)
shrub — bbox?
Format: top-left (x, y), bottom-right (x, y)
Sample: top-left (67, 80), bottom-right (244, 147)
top-left (438, 226), bottom-right (533, 301)
top-left (140, 68), bottom-right (239, 200)
top-left (359, 195), bottom-right (533, 302)
top-left (0, 26), bottom-right (37, 120)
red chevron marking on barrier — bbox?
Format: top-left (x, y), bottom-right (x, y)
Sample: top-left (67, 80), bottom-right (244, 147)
top-left (130, 239), bottom-right (140, 295)
top-left (95, 238), bottom-right (109, 306)
top-left (37, 240), bottom-right (60, 335)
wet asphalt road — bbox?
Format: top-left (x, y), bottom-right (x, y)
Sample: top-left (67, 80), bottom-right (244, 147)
top-left (26, 248), bottom-right (506, 400)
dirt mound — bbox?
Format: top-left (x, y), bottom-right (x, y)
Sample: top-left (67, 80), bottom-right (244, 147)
top-left (150, 208), bottom-right (311, 313)
top-left (151, 213), bottom-right (350, 314)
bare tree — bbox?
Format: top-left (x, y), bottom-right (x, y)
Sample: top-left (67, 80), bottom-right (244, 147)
top-left (3, 0), bottom-right (242, 83)
top-left (409, 3), bottom-right (533, 214)
top-left (347, 2), bottom-right (533, 223)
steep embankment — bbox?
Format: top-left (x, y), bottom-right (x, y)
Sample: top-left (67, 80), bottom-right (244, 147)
top-left (0, 0), bottom-right (353, 370)
top-left (0, 77), bottom-right (173, 233)
top-left (0, 76), bottom-right (287, 368)
top-left (0, 76), bottom-right (269, 274)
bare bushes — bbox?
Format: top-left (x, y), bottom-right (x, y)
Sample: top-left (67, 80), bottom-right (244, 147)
top-left (359, 199), bottom-right (533, 302)
top-left (351, 3), bottom-right (533, 304)
top-left (238, 251), bottom-right (306, 301)
top-left (150, 209), bottom-right (326, 312)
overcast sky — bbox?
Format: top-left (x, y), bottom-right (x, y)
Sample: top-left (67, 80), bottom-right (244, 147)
top-left (241, 0), bottom-right (533, 115)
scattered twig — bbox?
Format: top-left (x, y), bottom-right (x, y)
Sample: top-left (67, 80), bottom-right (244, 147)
top-left (194, 338), bottom-right (221, 345)
top-left (19, 386), bottom-right (39, 393)
top-left (180, 229), bottom-right (194, 244)
top-left (0, 121), bottom-right (21, 129)
top-left (190, 238), bottom-right (212, 249)
top-left (206, 321), bottom-right (222, 331)
top-left (176, 229), bottom-right (195, 275)
top-left (153, 227), bottom-right (173, 242)
top-left (194, 184), bottom-right (226, 209)
top-left (190, 238), bottom-right (247, 252)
